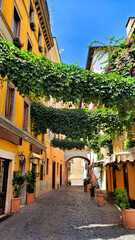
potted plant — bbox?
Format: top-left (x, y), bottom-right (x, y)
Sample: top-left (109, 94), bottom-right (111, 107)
top-left (97, 192), bottom-right (104, 206)
top-left (11, 171), bottom-right (25, 213)
top-left (13, 37), bottom-right (24, 49)
top-left (114, 188), bottom-right (135, 229)
top-left (30, 22), bottom-right (36, 31)
top-left (25, 167), bottom-right (37, 204)
top-left (68, 180), bottom-right (71, 186)
top-left (38, 45), bottom-right (43, 53)
top-left (83, 178), bottom-right (88, 192)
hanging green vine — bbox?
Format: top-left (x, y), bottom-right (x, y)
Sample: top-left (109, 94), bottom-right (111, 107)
top-left (51, 138), bottom-right (85, 150)
top-left (31, 102), bottom-right (133, 140)
top-left (0, 38), bottom-right (135, 112)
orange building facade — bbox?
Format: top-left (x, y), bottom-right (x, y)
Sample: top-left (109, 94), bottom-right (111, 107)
top-left (0, 0), bottom-right (65, 215)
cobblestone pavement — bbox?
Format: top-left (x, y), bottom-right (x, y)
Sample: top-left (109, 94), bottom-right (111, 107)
top-left (0, 186), bottom-right (135, 240)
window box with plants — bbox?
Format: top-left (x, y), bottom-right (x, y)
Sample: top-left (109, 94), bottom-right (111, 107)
top-left (13, 37), bottom-right (24, 49)
top-left (38, 46), bottom-right (43, 53)
top-left (114, 188), bottom-right (135, 229)
top-left (11, 171), bottom-right (25, 213)
top-left (25, 167), bottom-right (37, 205)
top-left (30, 22), bottom-right (36, 31)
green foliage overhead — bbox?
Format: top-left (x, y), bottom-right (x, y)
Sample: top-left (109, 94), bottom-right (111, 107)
top-left (114, 188), bottom-right (130, 210)
top-left (0, 39), bottom-right (135, 111)
top-left (51, 138), bottom-right (85, 150)
top-left (31, 102), bottom-right (127, 141)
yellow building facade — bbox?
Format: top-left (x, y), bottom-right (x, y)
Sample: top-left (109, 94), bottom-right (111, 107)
top-left (0, 0), bottom-right (65, 214)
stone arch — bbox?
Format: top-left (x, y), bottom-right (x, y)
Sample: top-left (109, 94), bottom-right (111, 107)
top-left (65, 150), bottom-right (90, 166)
top-left (64, 150), bottom-right (90, 186)
top-left (66, 156), bottom-right (90, 166)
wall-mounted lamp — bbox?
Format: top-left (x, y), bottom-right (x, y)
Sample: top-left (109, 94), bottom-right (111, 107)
top-left (18, 152), bottom-right (25, 165)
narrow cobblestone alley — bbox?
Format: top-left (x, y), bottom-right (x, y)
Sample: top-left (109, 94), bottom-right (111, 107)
top-left (0, 187), bottom-right (135, 240)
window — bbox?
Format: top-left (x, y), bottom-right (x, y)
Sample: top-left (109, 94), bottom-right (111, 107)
top-left (0, 0), bottom-right (3, 9)
top-left (34, 133), bottom-right (37, 139)
top-left (23, 101), bottom-right (29, 130)
top-left (38, 28), bottom-right (42, 52)
top-left (5, 84), bottom-right (15, 120)
top-left (27, 39), bottom-right (32, 52)
top-left (44, 45), bottom-right (47, 57)
top-left (29, 1), bottom-right (34, 22)
top-left (40, 165), bottom-right (43, 180)
top-left (46, 158), bottom-right (49, 175)
top-left (42, 134), bottom-right (44, 144)
top-left (12, 7), bottom-right (21, 37)
top-left (54, 133), bottom-right (56, 138)
top-left (57, 163), bottom-right (59, 175)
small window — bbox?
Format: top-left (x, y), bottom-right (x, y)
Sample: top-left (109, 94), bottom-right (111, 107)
top-left (0, 0), bottom-right (3, 9)
top-left (54, 133), bottom-right (56, 138)
top-left (5, 84), bottom-right (15, 120)
top-left (38, 28), bottom-right (42, 52)
top-left (29, 1), bottom-right (34, 22)
top-left (46, 158), bottom-right (49, 175)
top-left (44, 46), bottom-right (47, 56)
top-left (57, 163), bottom-right (59, 175)
top-left (12, 7), bottom-right (21, 37)
top-left (27, 39), bottom-right (32, 52)
top-left (42, 134), bottom-right (44, 144)
top-left (23, 101), bottom-right (29, 130)
top-left (40, 165), bottom-right (43, 180)
top-left (34, 133), bottom-right (37, 139)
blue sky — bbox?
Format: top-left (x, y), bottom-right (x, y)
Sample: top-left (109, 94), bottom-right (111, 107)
top-left (47, 0), bottom-right (135, 68)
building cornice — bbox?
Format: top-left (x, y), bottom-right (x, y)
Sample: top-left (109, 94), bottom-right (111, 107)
top-left (0, 116), bottom-right (47, 151)
top-left (33, 0), bottom-right (54, 50)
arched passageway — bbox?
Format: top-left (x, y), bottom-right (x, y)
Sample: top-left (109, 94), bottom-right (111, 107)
top-left (64, 151), bottom-right (90, 186)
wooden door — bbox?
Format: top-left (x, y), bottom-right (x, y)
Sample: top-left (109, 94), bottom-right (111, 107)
top-left (123, 164), bottom-right (129, 194)
top-left (0, 159), bottom-right (9, 214)
top-left (60, 164), bottom-right (62, 187)
top-left (52, 162), bottom-right (55, 189)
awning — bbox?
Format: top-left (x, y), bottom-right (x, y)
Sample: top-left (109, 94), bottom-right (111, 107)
top-left (32, 153), bottom-right (42, 159)
top-left (29, 153), bottom-right (43, 165)
top-left (116, 147), bottom-right (135, 163)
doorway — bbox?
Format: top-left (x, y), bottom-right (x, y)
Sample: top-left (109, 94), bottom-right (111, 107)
top-left (0, 159), bottom-right (9, 214)
top-left (123, 164), bottom-right (129, 194)
top-left (52, 162), bottom-right (56, 189)
top-left (60, 164), bottom-right (62, 187)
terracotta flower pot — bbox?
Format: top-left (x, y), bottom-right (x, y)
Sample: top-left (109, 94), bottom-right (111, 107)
top-left (27, 193), bottom-right (34, 205)
top-left (97, 194), bottom-right (104, 206)
top-left (121, 209), bottom-right (135, 229)
top-left (11, 197), bottom-right (21, 213)
top-left (90, 187), bottom-right (95, 197)
top-left (84, 185), bottom-right (87, 192)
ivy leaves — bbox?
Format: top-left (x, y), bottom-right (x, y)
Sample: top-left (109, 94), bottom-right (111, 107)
top-left (0, 38), bottom-right (135, 112)
top-left (31, 102), bottom-right (126, 141)
top-left (51, 139), bottom-right (85, 150)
